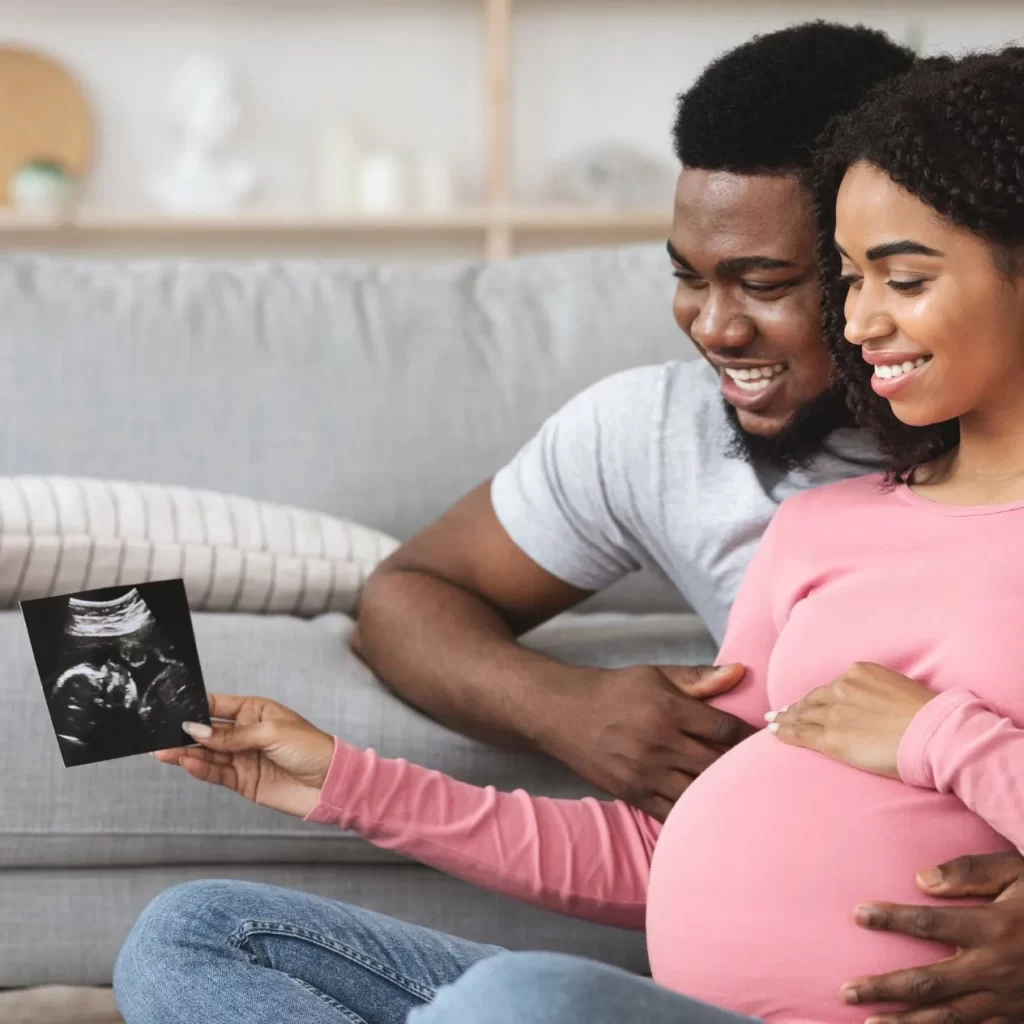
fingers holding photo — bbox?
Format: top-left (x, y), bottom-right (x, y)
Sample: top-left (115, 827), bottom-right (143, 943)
top-left (147, 692), bottom-right (336, 818)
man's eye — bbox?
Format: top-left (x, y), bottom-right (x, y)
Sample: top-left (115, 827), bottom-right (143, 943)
top-left (742, 281), bottom-right (790, 294)
top-left (672, 271), bottom-right (705, 287)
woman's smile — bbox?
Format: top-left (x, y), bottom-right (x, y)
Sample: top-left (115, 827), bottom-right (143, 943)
top-left (865, 354), bottom-right (932, 398)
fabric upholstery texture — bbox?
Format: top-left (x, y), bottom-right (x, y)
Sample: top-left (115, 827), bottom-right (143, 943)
top-left (0, 475), bottom-right (398, 615)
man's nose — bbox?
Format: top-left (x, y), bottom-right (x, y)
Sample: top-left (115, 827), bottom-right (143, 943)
top-left (688, 294), bottom-right (756, 352)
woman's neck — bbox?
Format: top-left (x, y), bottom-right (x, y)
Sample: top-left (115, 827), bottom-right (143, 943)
top-left (917, 404), bottom-right (1024, 504)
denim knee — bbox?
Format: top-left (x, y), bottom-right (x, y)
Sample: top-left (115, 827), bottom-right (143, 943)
top-left (410, 951), bottom-right (598, 1024)
top-left (461, 951), bottom-right (600, 996)
top-left (113, 880), bottom-right (259, 1019)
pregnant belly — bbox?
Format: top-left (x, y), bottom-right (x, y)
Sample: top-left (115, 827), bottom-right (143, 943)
top-left (646, 730), bottom-right (1009, 1024)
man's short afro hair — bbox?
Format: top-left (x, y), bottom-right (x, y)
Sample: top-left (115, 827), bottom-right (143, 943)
top-left (673, 21), bottom-right (915, 175)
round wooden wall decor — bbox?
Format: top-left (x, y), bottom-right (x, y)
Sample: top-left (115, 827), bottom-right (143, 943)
top-left (0, 44), bottom-right (93, 206)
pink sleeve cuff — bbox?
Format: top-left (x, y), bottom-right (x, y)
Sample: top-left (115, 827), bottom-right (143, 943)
top-left (897, 688), bottom-right (975, 789)
top-left (303, 736), bottom-right (367, 825)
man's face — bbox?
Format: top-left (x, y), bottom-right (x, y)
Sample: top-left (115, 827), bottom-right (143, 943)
top-left (671, 169), bottom-right (841, 463)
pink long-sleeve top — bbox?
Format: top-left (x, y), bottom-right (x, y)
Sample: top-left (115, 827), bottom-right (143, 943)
top-left (307, 475), bottom-right (1024, 1023)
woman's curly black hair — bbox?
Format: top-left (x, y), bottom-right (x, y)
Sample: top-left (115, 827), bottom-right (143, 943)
top-left (814, 48), bottom-right (1024, 484)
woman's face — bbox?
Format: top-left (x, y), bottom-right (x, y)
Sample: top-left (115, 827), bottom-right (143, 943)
top-left (835, 161), bottom-right (1024, 428)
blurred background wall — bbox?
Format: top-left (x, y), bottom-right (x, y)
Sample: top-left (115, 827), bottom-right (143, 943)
top-left (0, 0), bottom-right (1021, 261)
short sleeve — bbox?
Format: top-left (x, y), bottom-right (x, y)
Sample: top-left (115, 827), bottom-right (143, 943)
top-left (490, 366), bottom-right (664, 592)
top-left (709, 506), bottom-right (787, 726)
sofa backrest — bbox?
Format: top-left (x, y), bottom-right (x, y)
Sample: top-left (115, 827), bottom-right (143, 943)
top-left (0, 246), bottom-right (698, 613)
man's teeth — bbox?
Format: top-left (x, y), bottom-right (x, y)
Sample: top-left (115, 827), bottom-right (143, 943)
top-left (874, 357), bottom-right (930, 380)
top-left (723, 363), bottom-right (786, 392)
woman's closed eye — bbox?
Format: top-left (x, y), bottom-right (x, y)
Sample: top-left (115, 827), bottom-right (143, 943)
top-left (838, 273), bottom-right (928, 294)
top-left (886, 278), bottom-right (928, 293)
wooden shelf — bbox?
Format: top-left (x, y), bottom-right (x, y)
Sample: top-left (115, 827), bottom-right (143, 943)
top-left (0, 207), bottom-right (670, 236)
top-left (506, 207), bottom-right (669, 231)
top-left (0, 0), bottom-right (673, 259)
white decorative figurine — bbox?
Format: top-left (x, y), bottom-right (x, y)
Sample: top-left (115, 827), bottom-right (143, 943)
top-left (148, 56), bottom-right (256, 215)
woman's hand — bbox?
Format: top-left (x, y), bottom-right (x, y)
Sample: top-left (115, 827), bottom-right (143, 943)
top-left (767, 663), bottom-right (936, 779)
top-left (152, 693), bottom-right (336, 819)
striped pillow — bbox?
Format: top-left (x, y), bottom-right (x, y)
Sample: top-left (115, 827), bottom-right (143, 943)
top-left (0, 476), bottom-right (400, 616)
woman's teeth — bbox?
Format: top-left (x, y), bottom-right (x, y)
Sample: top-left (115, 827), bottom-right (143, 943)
top-left (874, 357), bottom-right (930, 380)
top-left (723, 363), bottom-right (786, 392)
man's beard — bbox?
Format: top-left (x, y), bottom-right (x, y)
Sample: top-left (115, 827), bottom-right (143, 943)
top-left (722, 385), bottom-right (853, 474)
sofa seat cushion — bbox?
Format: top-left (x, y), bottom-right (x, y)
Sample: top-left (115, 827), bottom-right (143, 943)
top-left (0, 609), bottom-right (715, 869)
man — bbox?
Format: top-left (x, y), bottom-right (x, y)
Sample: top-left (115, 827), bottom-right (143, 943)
top-left (356, 21), bottom-right (1024, 1023)
top-left (354, 21), bottom-right (908, 819)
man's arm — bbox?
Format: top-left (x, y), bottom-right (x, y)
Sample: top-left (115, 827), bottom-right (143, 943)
top-left (353, 481), bottom-right (593, 749)
top-left (353, 481), bottom-right (751, 820)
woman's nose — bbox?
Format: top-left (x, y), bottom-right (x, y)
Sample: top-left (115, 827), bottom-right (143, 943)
top-left (844, 286), bottom-right (894, 346)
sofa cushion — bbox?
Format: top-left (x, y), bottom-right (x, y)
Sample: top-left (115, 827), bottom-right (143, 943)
top-left (0, 475), bottom-right (398, 615)
top-left (1, 864), bottom-right (648, 988)
top-left (0, 609), bottom-right (715, 869)
top-left (0, 247), bottom-right (697, 614)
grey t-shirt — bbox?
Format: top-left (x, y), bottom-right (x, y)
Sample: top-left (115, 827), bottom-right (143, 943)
top-left (490, 359), bottom-right (883, 644)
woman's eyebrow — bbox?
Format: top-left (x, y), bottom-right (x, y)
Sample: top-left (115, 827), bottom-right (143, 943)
top-left (834, 240), bottom-right (944, 261)
top-left (871, 240), bottom-right (945, 260)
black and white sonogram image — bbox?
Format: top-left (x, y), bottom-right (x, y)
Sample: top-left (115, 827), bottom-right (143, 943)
top-left (21, 579), bottom-right (211, 767)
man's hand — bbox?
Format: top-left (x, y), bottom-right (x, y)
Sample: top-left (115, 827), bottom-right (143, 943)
top-left (840, 850), bottom-right (1024, 1023)
top-left (541, 663), bottom-right (753, 820)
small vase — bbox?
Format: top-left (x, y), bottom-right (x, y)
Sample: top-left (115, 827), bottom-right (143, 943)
top-left (10, 160), bottom-right (79, 217)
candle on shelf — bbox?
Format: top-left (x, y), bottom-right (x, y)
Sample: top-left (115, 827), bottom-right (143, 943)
top-left (317, 122), bottom-right (365, 215)
top-left (358, 152), bottom-right (406, 214)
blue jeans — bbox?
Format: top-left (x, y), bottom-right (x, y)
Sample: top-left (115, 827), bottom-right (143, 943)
top-left (114, 879), bottom-right (760, 1024)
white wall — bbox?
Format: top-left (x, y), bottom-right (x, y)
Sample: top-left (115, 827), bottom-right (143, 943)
top-left (1, 0), bottom-right (1023, 212)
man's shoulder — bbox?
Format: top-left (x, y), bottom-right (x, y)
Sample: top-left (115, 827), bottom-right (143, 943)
top-left (566, 358), bottom-right (722, 431)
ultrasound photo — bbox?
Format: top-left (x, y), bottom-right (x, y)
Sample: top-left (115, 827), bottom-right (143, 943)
top-left (21, 579), bottom-right (211, 767)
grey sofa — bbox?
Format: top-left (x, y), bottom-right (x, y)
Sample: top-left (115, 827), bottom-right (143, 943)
top-left (0, 245), bottom-right (716, 990)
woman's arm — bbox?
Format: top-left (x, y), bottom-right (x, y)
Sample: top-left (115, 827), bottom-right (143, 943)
top-left (306, 738), bottom-right (659, 929)
top-left (165, 694), bottom-right (658, 930)
top-left (899, 688), bottom-right (1024, 848)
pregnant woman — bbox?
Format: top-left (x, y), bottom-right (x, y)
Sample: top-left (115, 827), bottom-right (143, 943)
top-left (116, 49), bottom-right (1024, 1024)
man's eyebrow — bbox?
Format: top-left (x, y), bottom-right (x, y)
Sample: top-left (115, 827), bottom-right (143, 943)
top-left (666, 242), bottom-right (797, 276)
top-left (835, 239), bottom-right (945, 261)
top-left (716, 255), bottom-right (799, 275)
top-left (666, 240), bottom-right (696, 272)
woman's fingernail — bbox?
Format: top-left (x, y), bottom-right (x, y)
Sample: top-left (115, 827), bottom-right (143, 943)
top-left (182, 722), bottom-right (212, 739)
top-left (768, 722), bottom-right (779, 733)
top-left (840, 986), bottom-right (859, 1005)
top-left (764, 711), bottom-right (777, 722)
top-left (779, 705), bottom-right (789, 714)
